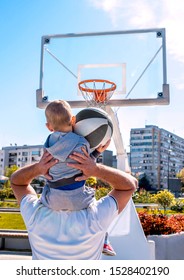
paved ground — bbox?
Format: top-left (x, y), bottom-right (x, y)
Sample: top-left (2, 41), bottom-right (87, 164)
top-left (0, 250), bottom-right (32, 260)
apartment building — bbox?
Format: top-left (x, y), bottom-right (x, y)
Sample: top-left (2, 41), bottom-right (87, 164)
top-left (97, 150), bottom-right (114, 167)
top-left (130, 125), bottom-right (184, 190)
top-left (0, 145), bottom-right (43, 175)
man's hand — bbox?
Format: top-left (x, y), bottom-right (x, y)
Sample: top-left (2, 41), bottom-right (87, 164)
top-left (37, 150), bottom-right (58, 180)
top-left (10, 150), bottom-right (58, 204)
top-left (68, 148), bottom-right (97, 181)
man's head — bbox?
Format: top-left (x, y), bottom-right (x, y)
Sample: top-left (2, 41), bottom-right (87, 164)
top-left (45, 100), bottom-right (75, 132)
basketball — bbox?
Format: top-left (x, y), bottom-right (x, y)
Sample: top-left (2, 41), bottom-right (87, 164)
top-left (74, 107), bottom-right (113, 150)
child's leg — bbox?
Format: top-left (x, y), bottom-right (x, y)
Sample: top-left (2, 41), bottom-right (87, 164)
top-left (102, 232), bottom-right (116, 256)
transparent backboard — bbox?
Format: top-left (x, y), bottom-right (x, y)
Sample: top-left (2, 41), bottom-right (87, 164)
top-left (36, 29), bottom-right (169, 109)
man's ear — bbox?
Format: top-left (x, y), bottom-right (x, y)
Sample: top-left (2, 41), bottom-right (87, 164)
top-left (46, 123), bottom-right (54, 132)
top-left (71, 116), bottom-right (76, 125)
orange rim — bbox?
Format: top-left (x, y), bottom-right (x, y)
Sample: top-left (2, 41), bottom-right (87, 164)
top-left (78, 79), bottom-right (116, 93)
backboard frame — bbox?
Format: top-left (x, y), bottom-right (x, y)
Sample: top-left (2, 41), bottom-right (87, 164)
top-left (36, 28), bottom-right (169, 109)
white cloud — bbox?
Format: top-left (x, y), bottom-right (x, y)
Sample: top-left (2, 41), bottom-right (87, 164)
top-left (89, 0), bottom-right (160, 28)
top-left (88, 0), bottom-right (123, 26)
top-left (88, 0), bottom-right (184, 89)
top-left (174, 76), bottom-right (184, 90)
top-left (89, 0), bottom-right (119, 11)
top-left (89, 0), bottom-right (184, 62)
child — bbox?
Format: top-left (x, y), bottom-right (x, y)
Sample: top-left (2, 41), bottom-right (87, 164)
top-left (40, 100), bottom-right (116, 256)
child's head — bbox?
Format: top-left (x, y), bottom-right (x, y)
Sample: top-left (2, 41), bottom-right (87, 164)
top-left (45, 100), bottom-right (75, 132)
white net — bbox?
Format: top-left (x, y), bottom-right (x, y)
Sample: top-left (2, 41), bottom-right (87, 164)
top-left (78, 79), bottom-right (116, 107)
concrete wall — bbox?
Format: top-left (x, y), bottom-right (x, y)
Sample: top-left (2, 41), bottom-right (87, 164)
top-left (102, 200), bottom-right (155, 260)
top-left (147, 232), bottom-right (184, 260)
top-left (0, 237), bottom-right (31, 250)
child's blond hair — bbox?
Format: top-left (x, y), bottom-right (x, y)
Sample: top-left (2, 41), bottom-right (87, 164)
top-left (45, 100), bottom-right (73, 131)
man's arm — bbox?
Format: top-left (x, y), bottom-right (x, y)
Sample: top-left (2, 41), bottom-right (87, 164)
top-left (10, 151), bottom-right (58, 204)
top-left (68, 149), bottom-right (137, 213)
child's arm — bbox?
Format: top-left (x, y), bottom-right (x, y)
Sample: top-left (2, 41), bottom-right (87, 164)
top-left (90, 139), bottom-right (111, 159)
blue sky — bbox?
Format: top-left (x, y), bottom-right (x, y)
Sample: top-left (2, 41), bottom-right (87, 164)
top-left (1, 0), bottom-right (184, 153)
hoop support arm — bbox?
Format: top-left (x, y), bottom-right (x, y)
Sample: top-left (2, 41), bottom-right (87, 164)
top-left (105, 106), bottom-right (131, 173)
top-left (36, 84), bottom-right (169, 109)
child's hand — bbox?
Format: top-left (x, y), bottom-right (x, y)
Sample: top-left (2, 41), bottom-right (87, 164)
top-left (96, 139), bottom-right (111, 153)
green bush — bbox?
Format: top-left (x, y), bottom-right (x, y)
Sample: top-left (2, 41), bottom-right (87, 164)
top-left (132, 189), bottom-right (154, 203)
top-left (0, 201), bottom-right (19, 208)
top-left (95, 187), bottom-right (111, 200)
top-left (0, 189), bottom-right (6, 201)
top-left (171, 199), bottom-right (184, 213)
top-left (0, 187), bottom-right (15, 200)
top-left (86, 176), bottom-right (97, 187)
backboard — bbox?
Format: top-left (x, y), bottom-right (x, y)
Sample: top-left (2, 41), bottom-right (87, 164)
top-left (36, 28), bottom-right (169, 109)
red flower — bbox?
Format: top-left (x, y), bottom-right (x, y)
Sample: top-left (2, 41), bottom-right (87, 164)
top-left (138, 212), bottom-right (184, 236)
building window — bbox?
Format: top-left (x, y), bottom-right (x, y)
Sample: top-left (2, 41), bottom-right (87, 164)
top-left (32, 151), bottom-right (41, 156)
top-left (9, 153), bottom-right (17, 156)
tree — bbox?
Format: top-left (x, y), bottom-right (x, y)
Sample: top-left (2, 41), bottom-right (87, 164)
top-left (138, 173), bottom-right (152, 191)
top-left (4, 165), bottom-right (19, 178)
top-left (153, 190), bottom-right (175, 215)
top-left (86, 176), bottom-right (97, 187)
top-left (2, 165), bottom-right (19, 199)
top-left (177, 168), bottom-right (184, 188)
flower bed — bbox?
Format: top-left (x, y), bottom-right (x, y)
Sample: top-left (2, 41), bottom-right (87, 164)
top-left (138, 211), bottom-right (184, 236)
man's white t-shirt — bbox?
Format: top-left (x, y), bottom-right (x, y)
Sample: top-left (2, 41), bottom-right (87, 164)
top-left (20, 194), bottom-right (118, 260)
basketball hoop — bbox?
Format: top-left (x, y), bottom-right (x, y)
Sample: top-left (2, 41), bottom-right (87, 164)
top-left (78, 79), bottom-right (116, 107)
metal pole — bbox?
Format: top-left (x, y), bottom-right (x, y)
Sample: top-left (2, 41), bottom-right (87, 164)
top-left (39, 37), bottom-right (45, 90)
top-left (161, 29), bottom-right (167, 84)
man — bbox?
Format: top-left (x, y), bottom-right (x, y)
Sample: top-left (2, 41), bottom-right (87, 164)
top-left (10, 149), bottom-right (137, 260)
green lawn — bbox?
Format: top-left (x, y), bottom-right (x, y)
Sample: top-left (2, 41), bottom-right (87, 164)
top-left (0, 213), bottom-right (26, 230)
